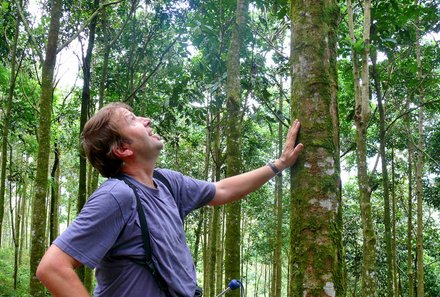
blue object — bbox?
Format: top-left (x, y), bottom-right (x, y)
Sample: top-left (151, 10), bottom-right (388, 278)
top-left (215, 279), bottom-right (244, 297)
top-left (228, 279), bottom-right (241, 290)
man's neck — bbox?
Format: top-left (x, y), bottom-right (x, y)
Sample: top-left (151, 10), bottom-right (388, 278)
top-left (122, 161), bottom-right (156, 188)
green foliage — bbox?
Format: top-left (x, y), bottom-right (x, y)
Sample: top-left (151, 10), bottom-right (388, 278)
top-left (0, 248), bottom-right (31, 297)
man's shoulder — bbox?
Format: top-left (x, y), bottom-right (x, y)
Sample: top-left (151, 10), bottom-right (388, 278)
top-left (90, 178), bottom-right (135, 209)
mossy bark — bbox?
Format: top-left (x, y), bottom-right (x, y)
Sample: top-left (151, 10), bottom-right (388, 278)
top-left (224, 1), bottom-right (248, 296)
top-left (289, 0), bottom-right (342, 296)
top-left (29, 0), bottom-right (63, 295)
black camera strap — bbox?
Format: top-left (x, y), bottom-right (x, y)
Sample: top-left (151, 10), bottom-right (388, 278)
top-left (118, 173), bottom-right (172, 296)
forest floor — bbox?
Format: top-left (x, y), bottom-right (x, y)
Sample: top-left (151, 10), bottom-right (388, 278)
top-left (0, 247), bottom-right (31, 296)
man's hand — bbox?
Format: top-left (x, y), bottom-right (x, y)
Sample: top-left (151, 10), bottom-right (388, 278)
top-left (273, 119), bottom-right (303, 171)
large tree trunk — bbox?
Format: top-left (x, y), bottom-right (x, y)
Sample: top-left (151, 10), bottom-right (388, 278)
top-left (289, 0), bottom-right (341, 296)
top-left (224, 1), bottom-right (248, 295)
top-left (0, 0), bottom-right (21, 247)
top-left (371, 51), bottom-right (393, 297)
top-left (347, 0), bottom-right (376, 295)
top-left (29, 0), bottom-right (63, 295)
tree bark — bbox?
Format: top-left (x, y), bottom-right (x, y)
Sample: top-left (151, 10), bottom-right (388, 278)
top-left (289, 0), bottom-right (341, 296)
top-left (29, 0), bottom-right (63, 295)
top-left (224, 1), bottom-right (248, 295)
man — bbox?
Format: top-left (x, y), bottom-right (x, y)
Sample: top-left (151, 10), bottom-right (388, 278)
top-left (37, 102), bottom-right (303, 296)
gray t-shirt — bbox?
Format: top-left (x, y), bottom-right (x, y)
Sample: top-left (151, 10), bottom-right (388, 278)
top-left (54, 169), bottom-right (215, 297)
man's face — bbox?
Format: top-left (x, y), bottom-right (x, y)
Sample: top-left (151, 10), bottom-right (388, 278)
top-left (115, 108), bottom-right (164, 159)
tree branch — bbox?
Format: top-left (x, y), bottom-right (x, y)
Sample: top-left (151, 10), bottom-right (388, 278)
top-left (15, 0), bottom-right (45, 64)
top-left (385, 99), bottom-right (440, 135)
top-left (123, 37), bottom-right (179, 102)
top-left (57, 0), bottom-right (123, 53)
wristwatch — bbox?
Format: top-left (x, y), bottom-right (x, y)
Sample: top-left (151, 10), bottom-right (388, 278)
top-left (267, 161), bottom-right (282, 176)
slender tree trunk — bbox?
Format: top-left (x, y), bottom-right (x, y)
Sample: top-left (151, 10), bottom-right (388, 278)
top-left (391, 147), bottom-right (398, 297)
top-left (206, 111), bottom-right (221, 297)
top-left (415, 8), bottom-right (424, 295)
top-left (347, 1), bottom-right (376, 296)
top-left (353, 241), bottom-right (360, 297)
top-left (77, 0), bottom-right (99, 288)
top-left (371, 51), bottom-right (393, 297)
top-left (0, 0), bottom-right (21, 247)
top-left (9, 147), bottom-right (20, 289)
top-left (406, 96), bottom-right (414, 297)
top-left (99, 7), bottom-right (110, 108)
top-left (204, 114), bottom-right (214, 295)
top-left (213, 112), bottom-right (223, 294)
top-left (271, 95), bottom-right (283, 297)
top-left (193, 208), bottom-right (204, 268)
top-left (289, 0), bottom-right (341, 296)
top-left (78, 0), bottom-right (99, 213)
top-left (203, 207), bottom-right (211, 296)
top-left (201, 108), bottom-right (211, 291)
top-left (30, 0), bottom-right (63, 295)
top-left (217, 207), bottom-right (226, 291)
top-left (19, 181), bottom-right (28, 265)
top-left (224, 1), bottom-right (248, 295)
top-left (49, 142), bottom-right (60, 243)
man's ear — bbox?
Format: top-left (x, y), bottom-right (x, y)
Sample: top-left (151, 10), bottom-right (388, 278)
top-left (112, 143), bottom-right (133, 158)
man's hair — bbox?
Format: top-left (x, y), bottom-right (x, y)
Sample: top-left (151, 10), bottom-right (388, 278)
top-left (81, 102), bottom-right (132, 178)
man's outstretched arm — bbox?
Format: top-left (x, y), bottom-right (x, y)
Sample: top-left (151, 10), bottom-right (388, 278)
top-left (37, 244), bottom-right (90, 297)
top-left (210, 119), bottom-right (303, 206)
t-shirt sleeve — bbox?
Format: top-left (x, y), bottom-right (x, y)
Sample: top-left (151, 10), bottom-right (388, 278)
top-left (156, 169), bottom-right (215, 217)
top-left (53, 181), bottom-right (132, 269)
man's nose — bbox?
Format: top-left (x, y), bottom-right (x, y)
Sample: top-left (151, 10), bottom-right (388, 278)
top-left (141, 117), bottom-right (151, 126)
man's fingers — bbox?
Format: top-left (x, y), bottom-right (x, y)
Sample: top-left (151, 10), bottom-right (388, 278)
top-left (286, 119), bottom-right (300, 148)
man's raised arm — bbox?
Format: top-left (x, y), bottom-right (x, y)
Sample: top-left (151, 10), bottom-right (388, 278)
top-left (210, 119), bottom-right (303, 206)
